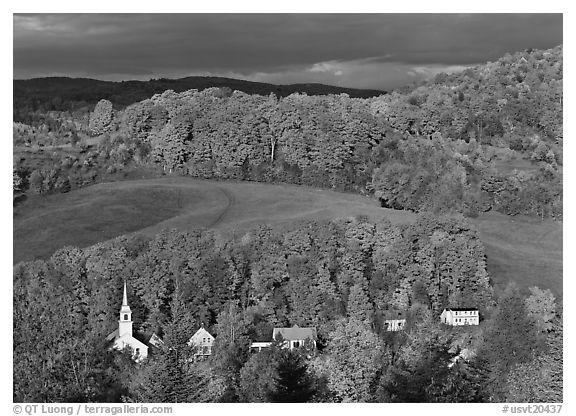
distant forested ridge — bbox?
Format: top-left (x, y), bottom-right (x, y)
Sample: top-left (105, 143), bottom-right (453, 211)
top-left (14, 215), bottom-right (561, 402)
top-left (13, 46), bottom-right (562, 220)
top-left (13, 76), bottom-right (385, 122)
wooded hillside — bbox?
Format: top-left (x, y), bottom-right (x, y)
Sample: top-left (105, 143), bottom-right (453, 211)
top-left (13, 215), bottom-right (561, 402)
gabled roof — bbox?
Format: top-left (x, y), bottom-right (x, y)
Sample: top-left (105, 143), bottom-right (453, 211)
top-left (444, 307), bottom-right (478, 312)
top-left (188, 327), bottom-right (215, 346)
top-left (106, 329), bottom-right (119, 342)
top-left (114, 333), bottom-right (149, 350)
top-left (273, 325), bottom-right (316, 341)
top-left (149, 332), bottom-right (165, 349)
top-left (382, 310), bottom-right (406, 320)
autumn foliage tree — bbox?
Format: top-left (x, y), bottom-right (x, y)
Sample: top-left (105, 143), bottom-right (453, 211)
top-left (89, 99), bottom-right (114, 136)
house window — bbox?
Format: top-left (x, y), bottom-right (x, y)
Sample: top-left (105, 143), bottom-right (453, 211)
top-left (124, 314), bottom-right (129, 321)
top-left (293, 341), bottom-right (300, 348)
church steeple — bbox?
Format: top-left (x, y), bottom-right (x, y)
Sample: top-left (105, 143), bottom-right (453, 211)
top-left (119, 282), bottom-right (133, 338)
top-left (122, 281), bottom-right (129, 306)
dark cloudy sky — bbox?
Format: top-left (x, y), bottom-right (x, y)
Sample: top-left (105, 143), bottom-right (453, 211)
top-left (13, 13), bottom-right (562, 90)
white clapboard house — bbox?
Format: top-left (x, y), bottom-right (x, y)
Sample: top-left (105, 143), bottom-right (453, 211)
top-left (188, 324), bottom-right (215, 356)
top-left (440, 308), bottom-right (479, 326)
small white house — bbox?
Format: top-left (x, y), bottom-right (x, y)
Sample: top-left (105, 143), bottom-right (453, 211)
top-left (188, 325), bottom-right (215, 356)
top-left (441, 308), bottom-right (479, 326)
top-left (106, 282), bottom-right (149, 362)
top-left (382, 310), bottom-right (407, 332)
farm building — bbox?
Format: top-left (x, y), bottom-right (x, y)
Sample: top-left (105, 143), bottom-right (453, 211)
top-left (441, 308), bottom-right (479, 326)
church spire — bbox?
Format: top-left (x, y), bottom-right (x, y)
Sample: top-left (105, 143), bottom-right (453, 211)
top-left (119, 281), bottom-right (133, 338)
top-left (122, 281), bottom-right (128, 306)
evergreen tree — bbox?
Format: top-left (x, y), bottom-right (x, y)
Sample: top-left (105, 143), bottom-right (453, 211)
top-left (478, 283), bottom-right (545, 401)
top-left (270, 349), bottom-right (315, 402)
top-left (238, 347), bottom-right (279, 402)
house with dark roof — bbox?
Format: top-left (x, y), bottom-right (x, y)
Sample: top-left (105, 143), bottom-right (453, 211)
top-left (273, 325), bottom-right (317, 350)
top-left (441, 308), bottom-right (479, 326)
top-left (249, 324), bottom-right (317, 352)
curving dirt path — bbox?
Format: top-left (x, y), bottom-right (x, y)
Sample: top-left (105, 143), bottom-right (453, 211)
top-left (208, 187), bottom-right (236, 228)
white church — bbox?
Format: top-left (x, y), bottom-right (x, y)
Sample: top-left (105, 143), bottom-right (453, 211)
top-left (106, 282), bottom-right (149, 362)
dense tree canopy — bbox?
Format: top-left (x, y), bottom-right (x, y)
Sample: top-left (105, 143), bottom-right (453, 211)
top-left (13, 213), bottom-right (560, 402)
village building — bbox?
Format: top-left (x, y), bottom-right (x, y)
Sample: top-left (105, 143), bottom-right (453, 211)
top-left (440, 308), bottom-right (480, 326)
top-left (249, 325), bottom-right (317, 352)
top-left (273, 325), bottom-right (317, 349)
top-left (148, 332), bottom-right (165, 350)
top-left (249, 341), bottom-right (272, 352)
top-left (188, 324), bottom-right (215, 356)
top-left (382, 310), bottom-right (407, 332)
top-left (106, 282), bottom-right (149, 362)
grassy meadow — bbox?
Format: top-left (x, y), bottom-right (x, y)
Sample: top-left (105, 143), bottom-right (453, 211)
top-left (13, 177), bottom-right (562, 296)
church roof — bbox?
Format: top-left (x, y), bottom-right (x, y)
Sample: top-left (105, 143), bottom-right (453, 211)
top-left (273, 325), bottom-right (316, 341)
top-left (113, 333), bottom-right (149, 351)
top-left (106, 329), bottom-right (119, 342)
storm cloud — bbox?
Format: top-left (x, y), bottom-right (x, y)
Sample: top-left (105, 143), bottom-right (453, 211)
top-left (13, 13), bottom-right (562, 89)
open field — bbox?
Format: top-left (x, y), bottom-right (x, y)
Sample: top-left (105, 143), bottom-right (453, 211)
top-left (472, 212), bottom-right (563, 296)
top-left (13, 177), bottom-right (562, 296)
top-left (14, 177), bottom-right (417, 262)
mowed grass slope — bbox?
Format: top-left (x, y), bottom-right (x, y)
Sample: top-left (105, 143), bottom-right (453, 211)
top-left (14, 177), bottom-right (417, 264)
top-left (471, 212), bottom-right (562, 296)
top-left (13, 177), bottom-right (562, 296)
